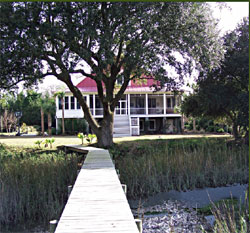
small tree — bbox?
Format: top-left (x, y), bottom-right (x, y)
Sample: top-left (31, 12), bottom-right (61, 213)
top-left (54, 92), bottom-right (65, 135)
top-left (43, 94), bottom-right (56, 136)
top-left (77, 133), bottom-right (85, 145)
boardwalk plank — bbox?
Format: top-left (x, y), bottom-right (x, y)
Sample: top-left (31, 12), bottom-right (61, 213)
top-left (55, 146), bottom-right (138, 233)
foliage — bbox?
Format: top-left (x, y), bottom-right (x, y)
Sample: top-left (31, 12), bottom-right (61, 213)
top-left (0, 2), bottom-right (224, 147)
top-left (85, 134), bottom-right (96, 144)
top-left (110, 138), bottom-right (248, 199)
top-left (20, 122), bottom-right (28, 133)
top-left (57, 118), bottom-right (88, 135)
top-left (0, 90), bottom-right (55, 132)
top-left (34, 140), bottom-right (43, 148)
top-left (77, 133), bottom-right (96, 145)
top-left (198, 198), bottom-right (239, 216)
top-left (207, 194), bottom-right (249, 233)
top-left (181, 18), bottom-right (249, 140)
top-left (44, 138), bottom-right (55, 148)
top-left (77, 133), bottom-right (84, 145)
top-left (184, 117), bottom-right (229, 134)
top-left (0, 145), bottom-right (81, 230)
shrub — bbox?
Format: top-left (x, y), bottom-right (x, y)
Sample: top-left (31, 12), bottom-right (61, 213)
top-left (206, 125), bottom-right (215, 132)
top-left (20, 123), bottom-right (28, 133)
top-left (217, 128), bottom-right (225, 133)
top-left (34, 140), bottom-right (43, 148)
top-left (77, 133), bottom-right (85, 145)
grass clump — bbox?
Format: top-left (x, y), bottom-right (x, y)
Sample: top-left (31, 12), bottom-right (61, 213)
top-left (198, 198), bottom-right (239, 216)
top-left (201, 194), bottom-right (249, 233)
top-left (110, 138), bottom-right (248, 199)
top-left (0, 144), bottom-right (82, 231)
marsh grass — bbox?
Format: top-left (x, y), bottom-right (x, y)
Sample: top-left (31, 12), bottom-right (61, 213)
top-left (110, 138), bottom-right (248, 199)
top-left (206, 193), bottom-right (249, 233)
top-left (0, 144), bottom-right (81, 230)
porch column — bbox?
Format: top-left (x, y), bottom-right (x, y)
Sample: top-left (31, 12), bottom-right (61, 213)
top-left (55, 117), bottom-right (58, 135)
top-left (93, 94), bottom-right (96, 116)
top-left (86, 95), bottom-right (90, 108)
top-left (145, 94), bottom-right (148, 115)
top-left (55, 96), bottom-right (59, 111)
top-left (163, 93), bottom-right (166, 115)
top-left (127, 94), bottom-right (130, 115)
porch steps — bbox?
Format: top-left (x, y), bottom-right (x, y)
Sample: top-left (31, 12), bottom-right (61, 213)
top-left (113, 115), bottom-right (131, 137)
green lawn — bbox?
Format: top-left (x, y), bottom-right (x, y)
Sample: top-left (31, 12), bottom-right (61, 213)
top-left (0, 133), bottom-right (231, 148)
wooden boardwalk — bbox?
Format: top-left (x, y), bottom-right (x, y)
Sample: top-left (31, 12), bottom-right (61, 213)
top-left (55, 145), bottom-right (139, 233)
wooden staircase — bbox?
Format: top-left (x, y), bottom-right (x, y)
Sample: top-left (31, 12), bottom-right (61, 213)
top-left (113, 115), bottom-right (131, 137)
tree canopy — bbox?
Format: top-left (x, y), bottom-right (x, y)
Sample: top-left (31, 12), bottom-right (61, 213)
top-left (181, 18), bottom-right (249, 140)
top-left (0, 2), bottom-right (224, 147)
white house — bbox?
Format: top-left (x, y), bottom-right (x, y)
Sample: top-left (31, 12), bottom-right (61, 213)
top-left (55, 77), bottom-right (184, 137)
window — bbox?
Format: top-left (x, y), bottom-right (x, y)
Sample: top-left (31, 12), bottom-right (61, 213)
top-left (76, 96), bottom-right (86, 109)
top-left (149, 119), bottom-right (156, 131)
top-left (58, 98), bottom-right (62, 110)
top-left (172, 97), bottom-right (176, 107)
top-left (116, 76), bottom-right (124, 85)
top-left (139, 119), bottom-right (144, 131)
top-left (95, 96), bottom-right (102, 108)
top-left (64, 96), bottom-right (69, 110)
top-left (76, 99), bottom-right (80, 109)
top-left (71, 96), bottom-right (75, 110)
top-left (167, 98), bottom-right (171, 108)
top-left (135, 97), bottom-right (145, 108)
top-left (148, 98), bottom-right (156, 108)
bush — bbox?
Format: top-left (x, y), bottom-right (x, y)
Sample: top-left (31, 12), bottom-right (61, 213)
top-left (57, 118), bottom-right (88, 135)
top-left (217, 127), bottom-right (225, 133)
top-left (20, 123), bottom-right (28, 133)
top-left (51, 127), bottom-right (57, 135)
top-left (206, 125), bottom-right (215, 132)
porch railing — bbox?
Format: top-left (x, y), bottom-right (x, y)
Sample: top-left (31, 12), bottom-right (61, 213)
top-left (89, 107), bottom-right (175, 116)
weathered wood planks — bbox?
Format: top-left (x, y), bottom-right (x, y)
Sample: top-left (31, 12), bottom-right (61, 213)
top-left (55, 146), bottom-right (139, 233)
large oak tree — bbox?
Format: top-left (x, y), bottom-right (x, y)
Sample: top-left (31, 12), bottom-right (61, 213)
top-left (0, 2), bottom-right (223, 147)
top-left (181, 18), bottom-right (249, 140)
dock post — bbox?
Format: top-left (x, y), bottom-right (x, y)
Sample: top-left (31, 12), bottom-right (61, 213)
top-left (68, 185), bottom-right (72, 197)
top-left (121, 184), bottom-right (127, 195)
top-left (49, 220), bottom-right (58, 233)
top-left (135, 219), bottom-right (142, 233)
top-left (116, 169), bottom-right (120, 178)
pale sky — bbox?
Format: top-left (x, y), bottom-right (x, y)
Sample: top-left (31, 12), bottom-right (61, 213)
top-left (37, 2), bottom-right (249, 93)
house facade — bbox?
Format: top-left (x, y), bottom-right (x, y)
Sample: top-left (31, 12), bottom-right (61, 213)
top-left (55, 77), bottom-right (184, 137)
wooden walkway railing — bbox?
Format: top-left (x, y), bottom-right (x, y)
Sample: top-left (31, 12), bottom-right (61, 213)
top-left (54, 145), bottom-right (139, 233)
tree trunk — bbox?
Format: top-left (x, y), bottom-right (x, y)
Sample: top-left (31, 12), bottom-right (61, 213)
top-left (192, 118), bottom-right (196, 132)
top-left (0, 115), bottom-right (3, 132)
top-left (41, 107), bottom-right (44, 135)
top-left (62, 99), bottom-right (65, 135)
top-left (48, 113), bottom-right (52, 136)
top-left (243, 129), bottom-right (248, 145)
top-left (95, 112), bottom-right (114, 148)
top-left (232, 122), bottom-right (239, 139)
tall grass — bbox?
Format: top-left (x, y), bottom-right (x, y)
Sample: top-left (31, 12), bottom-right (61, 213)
top-left (110, 138), bottom-right (248, 199)
top-left (0, 144), bottom-right (81, 230)
top-left (204, 193), bottom-right (249, 233)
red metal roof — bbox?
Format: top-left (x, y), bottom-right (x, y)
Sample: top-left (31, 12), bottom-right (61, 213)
top-left (76, 76), bottom-right (160, 93)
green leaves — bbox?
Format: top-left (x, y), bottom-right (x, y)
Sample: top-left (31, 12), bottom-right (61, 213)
top-left (1, 2), bottom-right (223, 91)
top-left (181, 18), bottom-right (249, 139)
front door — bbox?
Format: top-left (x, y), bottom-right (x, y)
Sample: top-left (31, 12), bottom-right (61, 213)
top-left (115, 100), bottom-right (127, 115)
